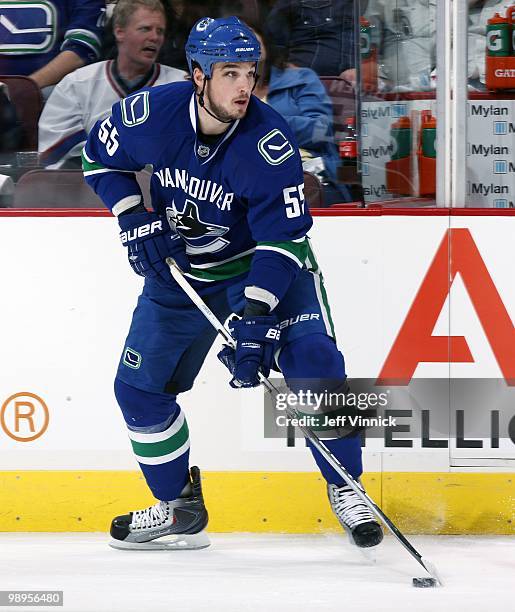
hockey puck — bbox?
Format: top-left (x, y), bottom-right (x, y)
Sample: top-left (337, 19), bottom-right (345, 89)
top-left (412, 577), bottom-right (438, 588)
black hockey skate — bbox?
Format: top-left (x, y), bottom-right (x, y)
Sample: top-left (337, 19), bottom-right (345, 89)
top-left (109, 466), bottom-right (209, 550)
top-left (328, 482), bottom-right (383, 548)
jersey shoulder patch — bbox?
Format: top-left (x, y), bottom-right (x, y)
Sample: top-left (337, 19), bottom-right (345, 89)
top-left (241, 97), bottom-right (298, 168)
top-left (257, 128), bottom-right (295, 166)
top-left (116, 81), bottom-right (192, 133)
top-left (120, 90), bottom-right (150, 127)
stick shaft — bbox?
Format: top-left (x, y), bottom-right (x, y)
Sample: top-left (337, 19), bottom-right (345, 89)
top-left (167, 258), bottom-right (439, 583)
top-left (167, 259), bottom-right (278, 393)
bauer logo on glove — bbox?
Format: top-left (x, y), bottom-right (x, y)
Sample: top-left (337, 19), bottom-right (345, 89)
top-left (217, 316), bottom-right (281, 388)
top-left (265, 328), bottom-right (280, 341)
top-left (119, 219), bottom-right (163, 244)
top-left (118, 211), bottom-right (190, 286)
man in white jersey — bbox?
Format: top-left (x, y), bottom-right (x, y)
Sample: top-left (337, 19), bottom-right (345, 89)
top-left (39, 0), bottom-right (186, 169)
top-left (365, 0), bottom-right (437, 91)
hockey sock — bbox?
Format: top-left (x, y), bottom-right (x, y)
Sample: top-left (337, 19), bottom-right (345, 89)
top-left (114, 378), bottom-right (190, 500)
top-left (307, 434), bottom-right (363, 483)
top-left (279, 334), bottom-right (363, 483)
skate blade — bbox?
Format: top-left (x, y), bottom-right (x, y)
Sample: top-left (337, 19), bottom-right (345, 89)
top-left (342, 526), bottom-right (378, 564)
top-left (356, 546), bottom-right (377, 564)
top-left (109, 530), bottom-right (210, 551)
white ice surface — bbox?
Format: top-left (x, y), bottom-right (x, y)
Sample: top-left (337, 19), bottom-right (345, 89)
top-left (1, 533), bottom-right (514, 612)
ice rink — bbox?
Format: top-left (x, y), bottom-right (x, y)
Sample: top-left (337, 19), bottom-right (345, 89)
top-left (2, 533), bottom-right (513, 611)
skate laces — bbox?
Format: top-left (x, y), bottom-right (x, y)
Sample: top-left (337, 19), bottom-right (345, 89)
top-left (130, 501), bottom-right (171, 530)
top-left (329, 484), bottom-right (376, 529)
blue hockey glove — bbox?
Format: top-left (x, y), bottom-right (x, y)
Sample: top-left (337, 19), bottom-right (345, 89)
top-left (217, 316), bottom-right (281, 388)
top-left (118, 211), bottom-right (190, 285)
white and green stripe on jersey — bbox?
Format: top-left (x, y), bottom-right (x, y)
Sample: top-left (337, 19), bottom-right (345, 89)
top-left (311, 268), bottom-right (336, 338)
top-left (64, 28), bottom-right (101, 58)
top-left (82, 149), bottom-right (135, 178)
top-left (82, 150), bottom-right (316, 284)
top-left (82, 150), bottom-right (141, 214)
top-left (186, 238), bottom-right (309, 283)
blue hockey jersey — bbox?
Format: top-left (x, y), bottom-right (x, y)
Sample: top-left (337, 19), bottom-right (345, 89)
top-left (0, 0), bottom-right (104, 75)
top-left (83, 81), bottom-right (313, 307)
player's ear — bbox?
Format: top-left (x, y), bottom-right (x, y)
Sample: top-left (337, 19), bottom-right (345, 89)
top-left (192, 67), bottom-right (205, 90)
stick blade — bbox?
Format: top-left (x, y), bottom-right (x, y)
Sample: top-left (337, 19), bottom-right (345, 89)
top-left (412, 577), bottom-right (438, 588)
top-left (420, 557), bottom-right (443, 586)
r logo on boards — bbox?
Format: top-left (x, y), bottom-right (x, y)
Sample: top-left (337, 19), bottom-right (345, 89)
top-left (0, 392), bottom-right (49, 441)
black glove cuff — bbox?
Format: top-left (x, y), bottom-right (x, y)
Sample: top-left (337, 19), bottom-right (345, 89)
top-left (243, 298), bottom-right (271, 317)
top-left (118, 203), bottom-right (147, 216)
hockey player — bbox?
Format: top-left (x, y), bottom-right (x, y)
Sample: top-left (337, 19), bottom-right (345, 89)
top-left (39, 0), bottom-right (186, 169)
top-left (83, 16), bottom-right (383, 551)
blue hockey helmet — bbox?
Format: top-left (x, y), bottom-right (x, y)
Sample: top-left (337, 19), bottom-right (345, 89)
top-left (185, 16), bottom-right (261, 79)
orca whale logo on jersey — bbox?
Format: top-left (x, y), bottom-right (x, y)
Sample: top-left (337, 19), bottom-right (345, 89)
top-left (166, 200), bottom-right (230, 255)
top-left (121, 91), bottom-right (150, 127)
top-left (257, 129), bottom-right (295, 165)
top-left (0, 2), bottom-right (57, 54)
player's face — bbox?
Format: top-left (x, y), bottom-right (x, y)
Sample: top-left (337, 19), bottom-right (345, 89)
top-left (115, 7), bottom-right (166, 70)
top-left (204, 62), bottom-right (256, 121)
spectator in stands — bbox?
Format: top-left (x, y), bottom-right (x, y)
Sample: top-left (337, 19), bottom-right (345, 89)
top-left (0, 0), bottom-right (105, 91)
top-left (251, 24), bottom-right (351, 205)
top-left (101, 0), bottom-right (182, 68)
top-left (102, 1), bottom-right (248, 72)
top-left (264, 0), bottom-right (357, 82)
top-left (256, 0), bottom-right (275, 22)
top-left (365, 0), bottom-right (490, 92)
top-left (365, 0), bottom-right (437, 92)
top-left (39, 0), bottom-right (186, 169)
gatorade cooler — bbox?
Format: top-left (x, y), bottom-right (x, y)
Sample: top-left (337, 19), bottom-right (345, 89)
top-left (386, 116), bottom-right (413, 196)
top-left (418, 112), bottom-right (437, 197)
top-left (360, 17), bottom-right (378, 92)
top-left (339, 117), bottom-right (358, 161)
top-left (338, 117), bottom-right (364, 201)
top-left (485, 7), bottom-right (515, 90)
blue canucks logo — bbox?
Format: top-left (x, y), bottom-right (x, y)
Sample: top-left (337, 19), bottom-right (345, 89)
top-left (121, 91), bottom-right (150, 127)
top-left (257, 129), bottom-right (294, 165)
top-left (0, 2), bottom-right (57, 54)
top-left (166, 200), bottom-right (230, 255)
top-left (123, 347), bottom-right (142, 369)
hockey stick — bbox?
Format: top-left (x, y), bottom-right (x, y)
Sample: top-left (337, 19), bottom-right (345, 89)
top-left (166, 257), bottom-right (442, 586)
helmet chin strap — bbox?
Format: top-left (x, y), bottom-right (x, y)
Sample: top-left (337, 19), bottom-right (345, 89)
top-left (198, 77), bottom-right (233, 125)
